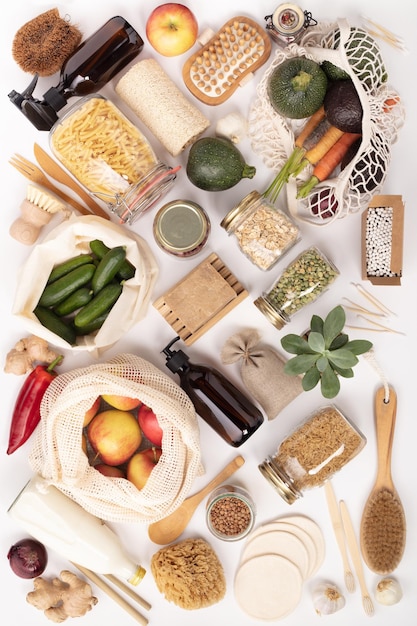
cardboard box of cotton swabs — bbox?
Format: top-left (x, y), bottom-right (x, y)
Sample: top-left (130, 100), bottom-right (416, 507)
top-left (361, 195), bottom-right (405, 286)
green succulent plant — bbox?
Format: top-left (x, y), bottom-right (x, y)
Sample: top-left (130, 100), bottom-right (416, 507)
top-left (281, 305), bottom-right (373, 399)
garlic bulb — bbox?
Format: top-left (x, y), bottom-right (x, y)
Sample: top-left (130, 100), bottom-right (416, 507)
top-left (215, 112), bottom-right (247, 143)
top-left (375, 577), bottom-right (403, 605)
top-left (312, 582), bottom-right (346, 616)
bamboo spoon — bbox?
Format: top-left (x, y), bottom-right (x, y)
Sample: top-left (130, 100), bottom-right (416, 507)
top-left (360, 386), bottom-right (406, 574)
top-left (339, 500), bottom-right (374, 617)
top-left (148, 455), bottom-right (245, 544)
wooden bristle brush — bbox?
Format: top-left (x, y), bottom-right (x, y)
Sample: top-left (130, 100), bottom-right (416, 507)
top-left (360, 386), bottom-right (406, 574)
top-left (10, 183), bottom-right (69, 245)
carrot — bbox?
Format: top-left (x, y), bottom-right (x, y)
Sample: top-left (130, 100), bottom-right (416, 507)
top-left (263, 106), bottom-right (327, 203)
top-left (290, 125), bottom-right (345, 178)
top-left (297, 132), bottom-right (362, 198)
top-left (383, 95), bottom-right (400, 113)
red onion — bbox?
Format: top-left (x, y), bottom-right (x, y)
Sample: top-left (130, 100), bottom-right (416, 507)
top-left (7, 538), bottom-right (47, 578)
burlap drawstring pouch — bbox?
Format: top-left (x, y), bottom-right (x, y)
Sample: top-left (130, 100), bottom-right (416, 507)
top-left (29, 353), bottom-right (203, 523)
top-left (248, 18), bottom-right (405, 226)
top-left (12, 215), bottom-right (159, 355)
top-left (221, 329), bottom-right (302, 420)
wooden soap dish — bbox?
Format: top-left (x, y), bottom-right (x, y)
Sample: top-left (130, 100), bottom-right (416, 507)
top-left (182, 16), bottom-right (271, 105)
top-left (153, 253), bottom-right (248, 344)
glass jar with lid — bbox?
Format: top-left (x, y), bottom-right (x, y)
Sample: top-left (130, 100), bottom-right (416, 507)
top-left (259, 405), bottom-right (366, 503)
top-left (49, 94), bottom-right (179, 224)
top-left (153, 200), bottom-right (210, 258)
top-left (220, 190), bottom-right (300, 270)
top-left (254, 246), bottom-right (339, 328)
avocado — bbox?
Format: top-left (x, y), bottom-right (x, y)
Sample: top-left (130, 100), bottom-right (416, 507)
top-left (324, 80), bottom-right (363, 133)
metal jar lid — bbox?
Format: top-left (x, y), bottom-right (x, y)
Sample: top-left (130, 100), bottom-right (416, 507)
top-left (153, 199), bottom-right (210, 257)
top-left (220, 190), bottom-right (262, 232)
top-left (253, 295), bottom-right (290, 329)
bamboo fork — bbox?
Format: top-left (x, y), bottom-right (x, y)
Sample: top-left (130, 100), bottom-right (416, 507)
top-left (9, 154), bottom-right (96, 218)
top-left (324, 481), bottom-right (355, 593)
top-left (339, 500), bottom-right (374, 617)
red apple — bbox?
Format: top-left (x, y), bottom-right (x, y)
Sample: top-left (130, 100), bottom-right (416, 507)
top-left (127, 447), bottom-right (162, 490)
top-left (101, 394), bottom-right (141, 411)
top-left (137, 403), bottom-right (163, 447)
top-left (146, 3), bottom-right (198, 57)
top-left (95, 464), bottom-right (126, 478)
top-left (87, 409), bottom-right (142, 466)
top-left (83, 396), bottom-right (101, 427)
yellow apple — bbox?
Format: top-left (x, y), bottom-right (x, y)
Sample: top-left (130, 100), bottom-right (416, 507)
top-left (127, 447), bottom-right (162, 490)
top-left (83, 396), bottom-right (101, 427)
top-left (87, 409), bottom-right (142, 466)
top-left (101, 394), bottom-right (141, 411)
top-left (95, 463), bottom-right (126, 478)
top-left (146, 3), bottom-right (198, 57)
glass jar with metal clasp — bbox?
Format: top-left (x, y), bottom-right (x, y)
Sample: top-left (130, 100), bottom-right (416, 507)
top-left (265, 3), bottom-right (317, 47)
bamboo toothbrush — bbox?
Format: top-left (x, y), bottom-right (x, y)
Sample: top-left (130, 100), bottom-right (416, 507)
top-left (360, 386), bottom-right (406, 574)
top-left (9, 183), bottom-right (69, 245)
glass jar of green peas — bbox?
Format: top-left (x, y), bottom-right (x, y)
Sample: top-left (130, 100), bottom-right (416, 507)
top-left (253, 246), bottom-right (339, 329)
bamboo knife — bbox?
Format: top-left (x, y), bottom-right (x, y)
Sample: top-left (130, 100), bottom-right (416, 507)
top-left (33, 143), bottom-right (110, 220)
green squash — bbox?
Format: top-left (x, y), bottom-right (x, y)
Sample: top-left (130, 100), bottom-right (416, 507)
top-left (186, 137), bottom-right (256, 191)
top-left (267, 57), bottom-right (328, 119)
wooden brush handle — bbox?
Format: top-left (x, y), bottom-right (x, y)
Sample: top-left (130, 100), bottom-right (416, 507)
top-left (374, 386), bottom-right (397, 485)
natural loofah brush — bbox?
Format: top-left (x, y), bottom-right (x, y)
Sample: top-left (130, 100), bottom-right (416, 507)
top-left (360, 386), bottom-right (406, 575)
top-left (10, 183), bottom-right (69, 245)
top-left (12, 8), bottom-right (82, 76)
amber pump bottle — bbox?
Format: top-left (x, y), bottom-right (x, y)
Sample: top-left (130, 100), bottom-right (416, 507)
top-left (162, 337), bottom-right (264, 447)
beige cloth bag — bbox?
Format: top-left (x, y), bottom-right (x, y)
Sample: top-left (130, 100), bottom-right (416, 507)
top-left (12, 215), bottom-right (159, 354)
top-left (29, 354), bottom-right (203, 523)
top-left (221, 329), bottom-right (302, 420)
top-left (248, 19), bottom-right (404, 225)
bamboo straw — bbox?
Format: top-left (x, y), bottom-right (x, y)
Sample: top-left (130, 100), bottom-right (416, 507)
top-left (71, 563), bottom-right (149, 625)
top-left (105, 574), bottom-right (151, 611)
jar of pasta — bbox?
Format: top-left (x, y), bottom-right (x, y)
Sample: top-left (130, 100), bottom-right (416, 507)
top-left (259, 405), bottom-right (366, 503)
top-left (253, 246), bottom-right (339, 328)
top-left (49, 94), bottom-right (179, 224)
top-left (220, 190), bottom-right (300, 270)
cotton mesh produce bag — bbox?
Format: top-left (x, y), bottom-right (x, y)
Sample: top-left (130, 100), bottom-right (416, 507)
top-left (248, 18), bottom-right (405, 225)
top-left (29, 353), bottom-right (203, 523)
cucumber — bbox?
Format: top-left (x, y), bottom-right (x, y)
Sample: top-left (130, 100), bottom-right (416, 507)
top-left (91, 246), bottom-right (126, 294)
top-left (186, 137), bottom-right (256, 191)
top-left (90, 239), bottom-right (136, 281)
top-left (73, 311), bottom-right (110, 335)
top-left (54, 287), bottom-right (93, 316)
top-left (34, 306), bottom-right (77, 345)
top-left (38, 264), bottom-right (96, 308)
top-left (47, 254), bottom-right (94, 284)
top-left (74, 283), bottom-right (123, 328)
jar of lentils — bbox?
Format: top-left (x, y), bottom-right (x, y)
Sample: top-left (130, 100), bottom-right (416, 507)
top-left (206, 485), bottom-right (256, 541)
top-left (259, 405), bottom-right (366, 503)
top-left (254, 246), bottom-right (339, 328)
top-left (220, 190), bottom-right (300, 270)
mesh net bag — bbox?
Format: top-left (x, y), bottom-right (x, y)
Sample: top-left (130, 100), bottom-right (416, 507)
top-left (248, 18), bottom-right (405, 225)
top-left (29, 353), bottom-right (203, 523)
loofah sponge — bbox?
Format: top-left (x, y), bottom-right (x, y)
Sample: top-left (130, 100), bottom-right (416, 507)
top-left (12, 8), bottom-right (82, 76)
top-left (151, 538), bottom-right (226, 609)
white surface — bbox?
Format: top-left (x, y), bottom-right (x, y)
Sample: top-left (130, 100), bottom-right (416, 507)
top-left (1, 1), bottom-right (416, 625)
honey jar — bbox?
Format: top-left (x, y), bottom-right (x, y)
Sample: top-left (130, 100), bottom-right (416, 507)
top-left (49, 94), bottom-right (179, 224)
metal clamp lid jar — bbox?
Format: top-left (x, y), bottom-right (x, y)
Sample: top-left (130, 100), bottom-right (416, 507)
top-left (49, 94), bottom-right (179, 224)
top-left (221, 190), bottom-right (300, 270)
top-left (254, 246), bottom-right (339, 329)
top-left (153, 200), bottom-right (210, 258)
top-left (259, 405), bottom-right (366, 503)
top-left (265, 4), bottom-right (316, 47)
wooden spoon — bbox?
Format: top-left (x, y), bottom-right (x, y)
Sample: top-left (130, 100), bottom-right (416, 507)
top-left (360, 386), bottom-right (406, 574)
top-left (148, 455), bottom-right (245, 544)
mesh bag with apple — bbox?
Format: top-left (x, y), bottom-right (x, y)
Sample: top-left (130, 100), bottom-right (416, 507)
top-left (28, 353), bottom-right (203, 523)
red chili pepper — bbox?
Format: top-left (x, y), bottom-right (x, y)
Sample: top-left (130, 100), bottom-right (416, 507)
top-left (7, 355), bottom-right (63, 455)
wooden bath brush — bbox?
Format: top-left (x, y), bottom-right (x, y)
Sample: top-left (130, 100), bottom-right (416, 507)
top-left (360, 386), bottom-right (406, 574)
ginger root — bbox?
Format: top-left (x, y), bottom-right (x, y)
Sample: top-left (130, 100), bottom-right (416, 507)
top-left (4, 335), bottom-right (60, 375)
top-left (26, 570), bottom-right (98, 622)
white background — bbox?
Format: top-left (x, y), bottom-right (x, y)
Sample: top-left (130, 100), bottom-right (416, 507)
top-left (1, 1), bottom-right (416, 625)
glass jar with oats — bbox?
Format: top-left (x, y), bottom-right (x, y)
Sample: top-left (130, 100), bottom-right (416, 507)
top-left (220, 190), bottom-right (300, 270)
top-left (259, 405), bottom-right (366, 503)
top-left (49, 94), bottom-right (179, 224)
